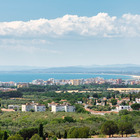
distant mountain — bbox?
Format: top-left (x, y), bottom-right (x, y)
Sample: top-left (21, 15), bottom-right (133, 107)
top-left (0, 66), bottom-right (46, 71)
top-left (0, 64), bottom-right (140, 75)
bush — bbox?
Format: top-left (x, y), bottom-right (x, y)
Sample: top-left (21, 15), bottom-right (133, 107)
top-left (30, 134), bottom-right (42, 140)
top-left (7, 134), bottom-right (24, 140)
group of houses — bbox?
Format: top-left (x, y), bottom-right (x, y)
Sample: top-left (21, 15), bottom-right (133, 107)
top-left (6, 101), bottom-right (75, 113)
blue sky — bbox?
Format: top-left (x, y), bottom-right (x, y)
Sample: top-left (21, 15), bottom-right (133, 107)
top-left (0, 0), bottom-right (140, 67)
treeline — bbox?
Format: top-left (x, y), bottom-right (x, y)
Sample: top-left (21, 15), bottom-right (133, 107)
top-left (0, 91), bottom-right (22, 99)
top-left (17, 83), bottom-right (140, 93)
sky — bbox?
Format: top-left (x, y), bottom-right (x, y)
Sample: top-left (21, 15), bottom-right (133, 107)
top-left (0, 0), bottom-right (140, 67)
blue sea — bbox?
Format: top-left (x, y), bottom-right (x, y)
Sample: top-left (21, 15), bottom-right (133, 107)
top-left (0, 73), bottom-right (132, 83)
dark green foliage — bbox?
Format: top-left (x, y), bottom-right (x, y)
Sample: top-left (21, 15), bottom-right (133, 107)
top-left (131, 103), bottom-right (140, 110)
top-left (64, 116), bottom-right (75, 123)
top-left (121, 101), bottom-right (126, 105)
top-left (101, 120), bottom-right (118, 137)
top-left (30, 134), bottom-right (42, 140)
top-left (7, 134), bottom-right (24, 140)
top-left (18, 127), bottom-right (38, 140)
top-left (30, 109), bottom-right (35, 112)
top-left (118, 121), bottom-right (134, 137)
top-left (75, 104), bottom-right (90, 113)
top-left (129, 93), bottom-right (132, 101)
top-left (57, 132), bottom-right (61, 139)
top-left (50, 118), bottom-right (64, 124)
top-left (111, 98), bottom-right (117, 105)
top-left (85, 116), bottom-right (106, 123)
top-left (0, 91), bottom-right (22, 99)
top-left (63, 130), bottom-right (67, 138)
top-left (88, 105), bottom-right (111, 111)
top-left (38, 124), bottom-right (43, 138)
top-left (2, 131), bottom-right (8, 140)
top-left (119, 110), bottom-right (129, 116)
top-left (68, 127), bottom-right (90, 138)
top-left (0, 131), bottom-right (4, 139)
top-left (53, 136), bottom-right (57, 140)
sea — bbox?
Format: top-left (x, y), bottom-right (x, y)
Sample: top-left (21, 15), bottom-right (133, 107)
top-left (0, 73), bottom-right (133, 83)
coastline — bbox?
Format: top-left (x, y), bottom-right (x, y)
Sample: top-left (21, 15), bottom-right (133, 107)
top-left (131, 75), bottom-right (140, 79)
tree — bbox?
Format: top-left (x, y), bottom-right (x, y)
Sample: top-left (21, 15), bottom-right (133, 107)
top-left (7, 134), bottom-right (24, 140)
top-left (63, 130), bottom-right (67, 138)
top-left (131, 103), bottom-right (140, 110)
top-left (53, 137), bottom-right (57, 140)
top-left (57, 132), bottom-right (61, 139)
top-left (125, 123), bottom-right (134, 137)
top-left (64, 116), bottom-right (75, 123)
top-left (30, 134), bottom-right (42, 140)
top-left (104, 100), bottom-right (107, 106)
top-left (111, 99), bottom-right (117, 105)
top-left (38, 124), bottom-right (43, 138)
top-left (121, 101), bottom-right (126, 105)
top-left (129, 93), bottom-right (132, 101)
top-left (18, 127), bottom-right (38, 140)
top-left (68, 127), bottom-right (89, 138)
top-left (112, 93), bottom-right (115, 98)
top-left (94, 99), bottom-right (96, 105)
top-left (101, 120), bottom-right (118, 137)
top-left (2, 131), bottom-right (8, 140)
top-left (118, 121), bottom-right (134, 137)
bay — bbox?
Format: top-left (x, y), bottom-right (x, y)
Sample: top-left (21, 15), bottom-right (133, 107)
top-left (0, 73), bottom-right (132, 83)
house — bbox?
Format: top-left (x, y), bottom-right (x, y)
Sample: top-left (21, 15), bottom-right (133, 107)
top-left (116, 105), bottom-right (131, 111)
top-left (51, 103), bottom-right (75, 113)
top-left (8, 105), bottom-right (20, 111)
top-left (48, 102), bottom-right (58, 107)
top-left (135, 98), bottom-right (140, 103)
top-left (77, 101), bottom-right (83, 104)
top-left (22, 102), bottom-right (46, 112)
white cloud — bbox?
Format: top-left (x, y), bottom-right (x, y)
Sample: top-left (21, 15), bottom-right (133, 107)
top-left (0, 13), bottom-right (140, 38)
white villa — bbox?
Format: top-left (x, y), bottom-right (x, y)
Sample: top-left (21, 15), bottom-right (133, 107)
top-left (8, 105), bottom-right (20, 111)
top-left (22, 102), bottom-right (46, 112)
top-left (51, 103), bottom-right (75, 113)
top-left (116, 105), bottom-right (131, 111)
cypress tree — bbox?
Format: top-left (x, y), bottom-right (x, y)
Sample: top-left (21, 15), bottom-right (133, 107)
top-left (2, 131), bottom-right (8, 140)
top-left (38, 124), bottom-right (43, 138)
top-left (64, 130), bottom-right (67, 138)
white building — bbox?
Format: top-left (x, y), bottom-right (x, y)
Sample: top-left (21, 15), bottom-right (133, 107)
top-left (51, 104), bottom-right (75, 113)
top-left (116, 105), bottom-right (131, 111)
top-left (135, 98), bottom-right (140, 104)
top-left (22, 102), bottom-right (46, 112)
top-left (77, 101), bottom-right (83, 104)
top-left (8, 105), bottom-right (20, 111)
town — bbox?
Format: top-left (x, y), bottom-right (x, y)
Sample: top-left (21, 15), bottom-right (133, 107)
top-left (0, 77), bottom-right (140, 114)
top-left (0, 76), bottom-right (139, 139)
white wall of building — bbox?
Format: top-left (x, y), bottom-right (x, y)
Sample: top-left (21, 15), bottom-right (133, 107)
top-left (51, 105), bottom-right (75, 113)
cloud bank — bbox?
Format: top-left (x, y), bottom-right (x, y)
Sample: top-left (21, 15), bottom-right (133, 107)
top-left (0, 13), bottom-right (140, 38)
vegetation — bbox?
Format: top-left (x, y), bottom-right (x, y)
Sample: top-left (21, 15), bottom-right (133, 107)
top-left (101, 120), bottom-right (118, 137)
top-left (131, 103), bottom-right (140, 110)
top-left (0, 84), bottom-right (139, 139)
